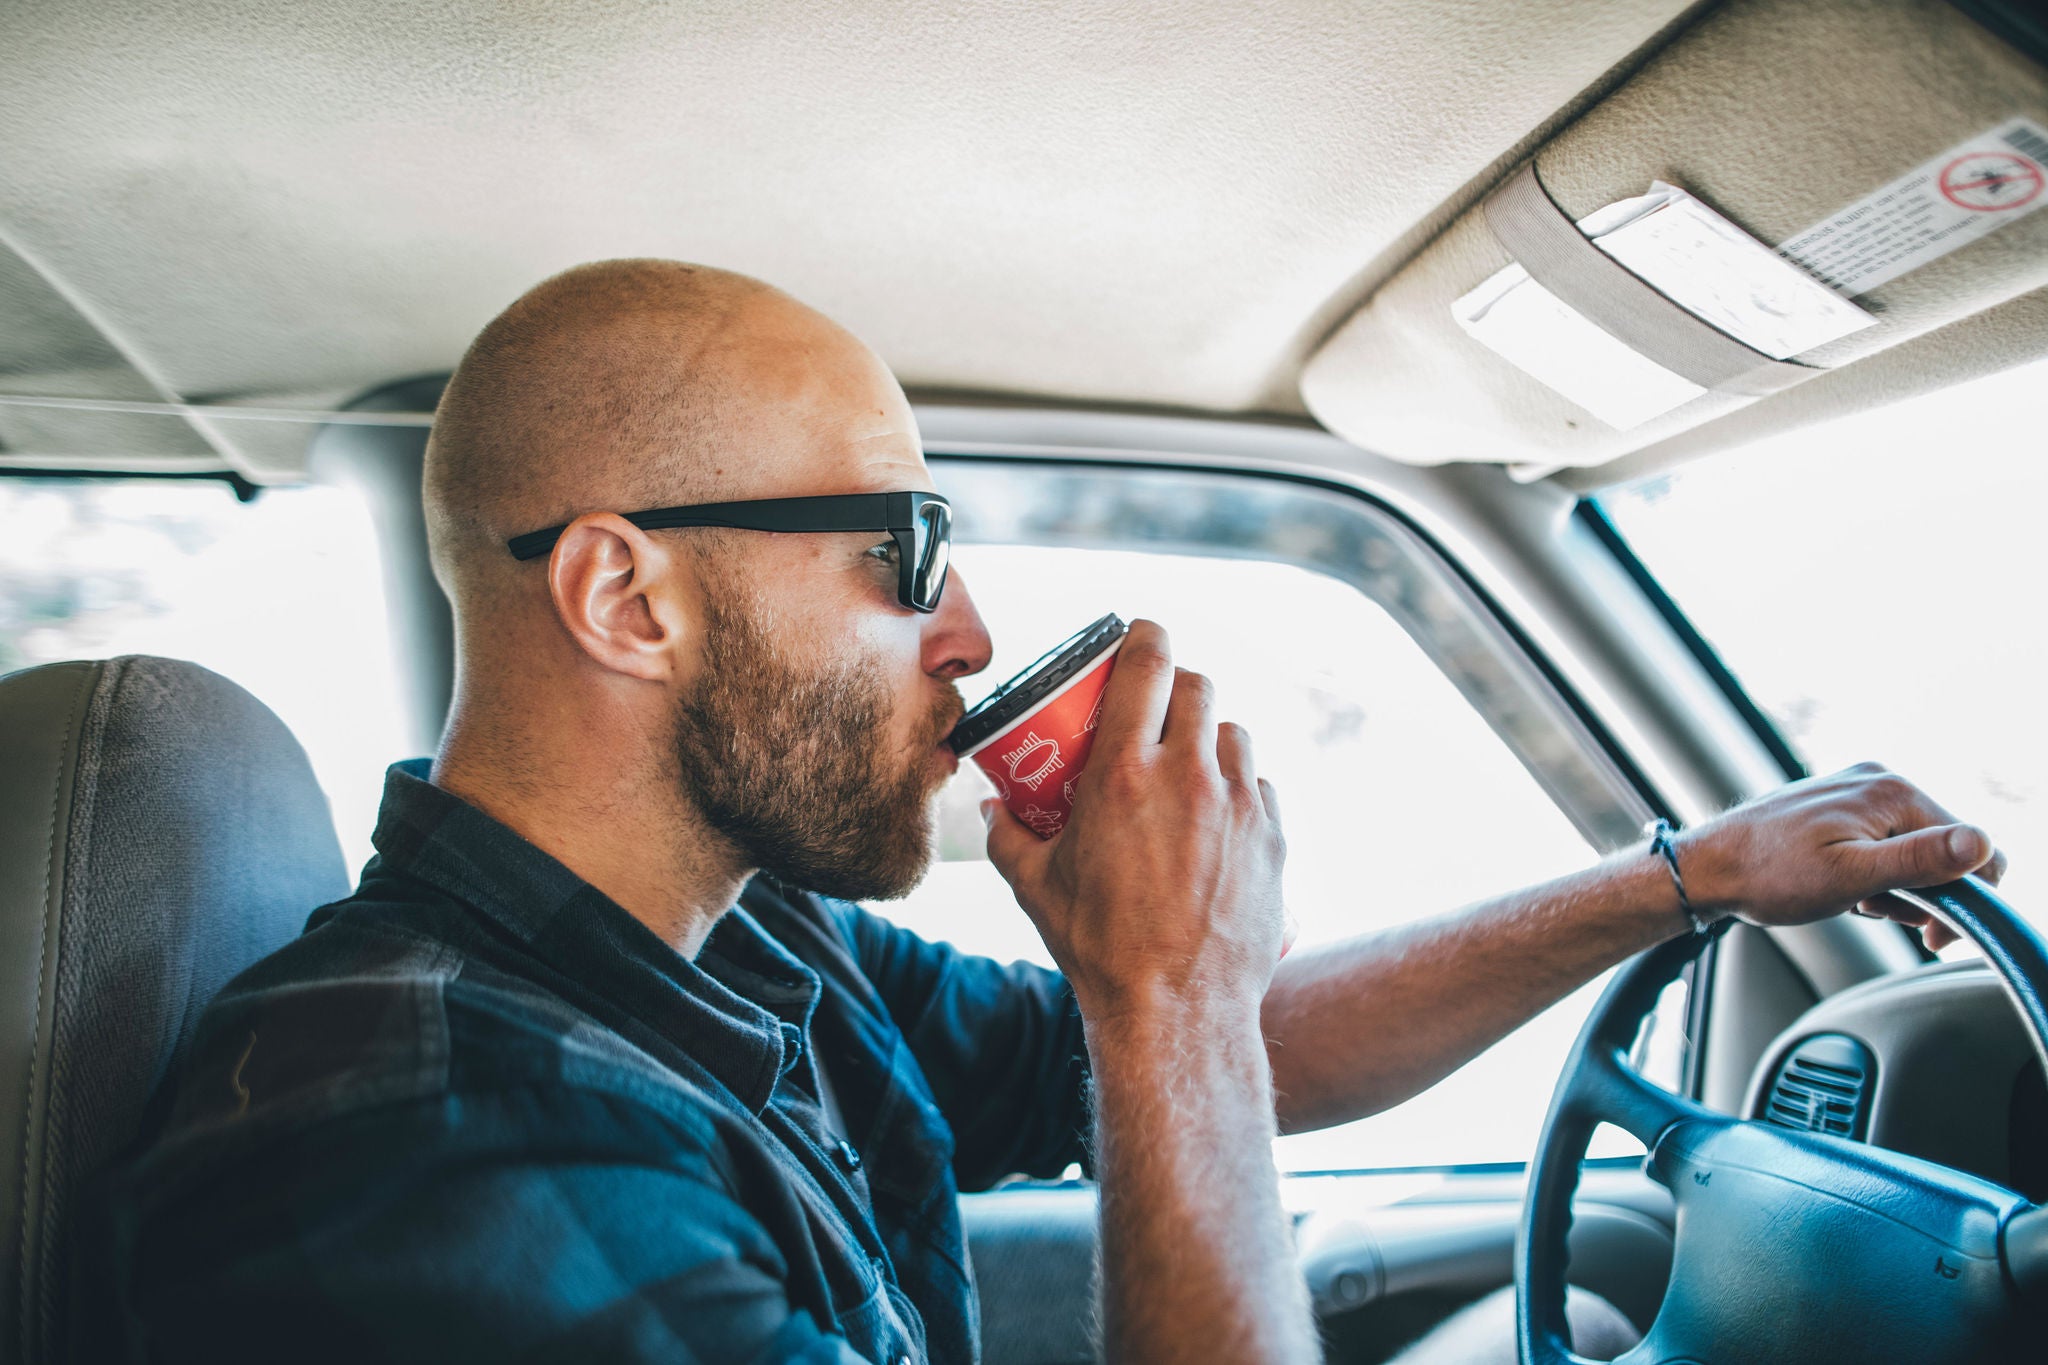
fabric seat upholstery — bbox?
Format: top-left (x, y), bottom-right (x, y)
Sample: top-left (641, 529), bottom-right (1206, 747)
top-left (0, 656), bottom-right (349, 1364)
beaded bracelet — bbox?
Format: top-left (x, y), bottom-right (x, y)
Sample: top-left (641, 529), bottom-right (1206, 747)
top-left (1645, 818), bottom-right (1711, 936)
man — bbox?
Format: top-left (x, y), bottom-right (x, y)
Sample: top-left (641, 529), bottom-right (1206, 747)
top-left (108, 259), bottom-right (2002, 1364)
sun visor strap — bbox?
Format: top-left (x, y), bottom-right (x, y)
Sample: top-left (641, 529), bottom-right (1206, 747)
top-left (1482, 161), bottom-right (1818, 398)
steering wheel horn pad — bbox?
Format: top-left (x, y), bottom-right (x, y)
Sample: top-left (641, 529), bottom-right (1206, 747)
top-left (1516, 877), bottom-right (2048, 1364)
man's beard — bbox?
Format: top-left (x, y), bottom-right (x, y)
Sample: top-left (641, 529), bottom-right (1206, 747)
top-left (672, 595), bottom-right (961, 902)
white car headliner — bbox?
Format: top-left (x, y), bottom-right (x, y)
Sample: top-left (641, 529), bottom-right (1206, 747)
top-left (0, 0), bottom-right (1699, 479)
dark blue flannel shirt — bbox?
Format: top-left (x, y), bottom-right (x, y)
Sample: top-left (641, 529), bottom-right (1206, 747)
top-left (101, 761), bottom-right (1091, 1364)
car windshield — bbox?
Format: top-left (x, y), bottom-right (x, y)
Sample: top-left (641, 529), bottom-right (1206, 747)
top-left (1598, 355), bottom-right (2048, 930)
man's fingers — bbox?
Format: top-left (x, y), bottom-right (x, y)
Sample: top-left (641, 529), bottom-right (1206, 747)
top-left (1256, 777), bottom-right (1281, 825)
top-left (1858, 769), bottom-right (2005, 887)
top-left (1858, 896), bottom-right (1962, 952)
top-left (1160, 668), bottom-right (1218, 760)
top-left (1912, 908), bottom-right (1962, 951)
top-left (1838, 765), bottom-right (2004, 905)
top-left (1856, 890), bottom-right (1917, 920)
top-left (1922, 922), bottom-right (1961, 951)
top-left (1092, 620), bottom-right (1174, 757)
top-left (982, 798), bottom-right (1051, 884)
top-left (1982, 846), bottom-right (2009, 886)
top-left (1853, 822), bottom-right (1997, 894)
top-left (1216, 721), bottom-right (1255, 789)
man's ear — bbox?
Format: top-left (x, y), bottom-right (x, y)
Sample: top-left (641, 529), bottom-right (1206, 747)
top-left (545, 513), bottom-right (693, 682)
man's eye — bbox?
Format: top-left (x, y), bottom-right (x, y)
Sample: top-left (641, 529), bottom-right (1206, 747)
top-left (866, 540), bottom-right (901, 566)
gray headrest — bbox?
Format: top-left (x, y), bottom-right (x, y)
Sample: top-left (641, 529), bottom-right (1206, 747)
top-left (0, 656), bottom-right (349, 1363)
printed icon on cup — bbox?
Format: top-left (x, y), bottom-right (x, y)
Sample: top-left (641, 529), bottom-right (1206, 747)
top-left (948, 614), bottom-right (1126, 840)
top-left (1003, 730), bottom-right (1065, 792)
top-left (1019, 806), bottom-right (1065, 839)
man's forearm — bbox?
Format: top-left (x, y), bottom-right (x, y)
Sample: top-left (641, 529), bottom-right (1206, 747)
top-left (1261, 763), bottom-right (2013, 1134)
top-left (1088, 994), bottom-right (1318, 1365)
top-left (1261, 850), bottom-right (1685, 1134)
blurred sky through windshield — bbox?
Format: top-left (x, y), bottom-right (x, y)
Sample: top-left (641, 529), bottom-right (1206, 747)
top-left (1602, 355), bottom-right (2048, 932)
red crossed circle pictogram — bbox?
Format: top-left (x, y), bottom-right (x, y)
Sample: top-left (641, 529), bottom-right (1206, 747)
top-left (1938, 151), bottom-right (2044, 211)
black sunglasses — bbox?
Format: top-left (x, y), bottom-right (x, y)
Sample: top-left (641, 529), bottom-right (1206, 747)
top-left (506, 490), bottom-right (953, 613)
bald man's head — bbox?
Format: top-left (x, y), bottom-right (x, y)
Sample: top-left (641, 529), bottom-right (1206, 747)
top-left (422, 259), bottom-right (990, 907)
top-left (424, 258), bottom-right (907, 611)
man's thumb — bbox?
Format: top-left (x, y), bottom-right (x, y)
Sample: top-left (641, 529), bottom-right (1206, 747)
top-left (1868, 824), bottom-right (1993, 890)
top-left (982, 799), bottom-right (1046, 882)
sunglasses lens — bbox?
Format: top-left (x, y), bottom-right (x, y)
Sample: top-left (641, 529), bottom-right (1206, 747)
top-left (913, 502), bottom-right (951, 609)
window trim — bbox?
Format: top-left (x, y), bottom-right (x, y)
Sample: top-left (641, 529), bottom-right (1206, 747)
top-left (1572, 498), bottom-right (1806, 784)
top-left (931, 449), bottom-right (1670, 841)
top-left (0, 464), bottom-right (261, 502)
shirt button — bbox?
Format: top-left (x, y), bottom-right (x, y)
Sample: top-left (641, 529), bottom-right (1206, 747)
top-left (837, 1138), bottom-right (863, 1171)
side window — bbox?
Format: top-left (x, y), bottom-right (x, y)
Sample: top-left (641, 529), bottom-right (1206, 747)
top-left (0, 477), bottom-right (409, 872)
top-left (873, 461), bottom-right (1662, 1172)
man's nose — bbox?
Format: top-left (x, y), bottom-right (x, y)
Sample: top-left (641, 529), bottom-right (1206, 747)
top-left (923, 568), bottom-right (993, 680)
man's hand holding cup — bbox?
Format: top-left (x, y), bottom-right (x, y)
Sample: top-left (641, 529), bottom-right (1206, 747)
top-left (978, 620), bottom-right (1288, 1023)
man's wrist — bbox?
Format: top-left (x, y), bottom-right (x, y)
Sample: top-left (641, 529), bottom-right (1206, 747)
top-left (1642, 820), bottom-right (1708, 934)
top-left (1083, 982), bottom-right (1265, 1038)
top-left (1082, 984), bottom-right (1269, 1074)
top-left (1072, 961), bottom-right (1268, 1031)
top-left (1609, 826), bottom-right (1736, 941)
top-left (1670, 823), bottom-right (1743, 923)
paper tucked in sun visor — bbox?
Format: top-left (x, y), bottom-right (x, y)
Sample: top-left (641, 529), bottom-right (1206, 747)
top-left (1300, 0), bottom-right (2048, 472)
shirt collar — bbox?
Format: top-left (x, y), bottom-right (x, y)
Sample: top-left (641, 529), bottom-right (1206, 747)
top-left (367, 759), bottom-right (820, 1111)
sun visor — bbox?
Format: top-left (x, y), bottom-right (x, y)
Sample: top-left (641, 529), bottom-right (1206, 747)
top-left (1300, 0), bottom-right (2048, 472)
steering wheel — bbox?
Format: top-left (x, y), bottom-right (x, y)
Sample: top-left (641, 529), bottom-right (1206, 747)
top-left (1517, 875), bottom-right (2048, 1364)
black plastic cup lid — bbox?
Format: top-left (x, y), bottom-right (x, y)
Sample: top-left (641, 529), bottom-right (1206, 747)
top-left (947, 613), bottom-right (1128, 755)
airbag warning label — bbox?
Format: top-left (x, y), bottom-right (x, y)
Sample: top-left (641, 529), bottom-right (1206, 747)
top-left (1777, 117), bottom-right (2048, 296)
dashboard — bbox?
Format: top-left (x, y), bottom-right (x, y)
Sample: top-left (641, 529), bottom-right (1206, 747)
top-left (1743, 959), bottom-right (2048, 1201)
top-left (970, 958), bottom-right (2048, 1365)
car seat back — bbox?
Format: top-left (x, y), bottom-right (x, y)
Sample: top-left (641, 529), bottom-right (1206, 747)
top-left (0, 656), bottom-right (348, 1363)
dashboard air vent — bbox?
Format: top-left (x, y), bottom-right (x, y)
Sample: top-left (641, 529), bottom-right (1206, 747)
top-left (1762, 1033), bottom-right (1876, 1140)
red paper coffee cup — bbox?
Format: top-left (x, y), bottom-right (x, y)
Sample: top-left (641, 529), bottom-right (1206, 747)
top-left (949, 613), bottom-right (1127, 840)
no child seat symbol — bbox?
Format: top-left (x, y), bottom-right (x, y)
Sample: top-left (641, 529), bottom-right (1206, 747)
top-left (1938, 151), bottom-right (2044, 211)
